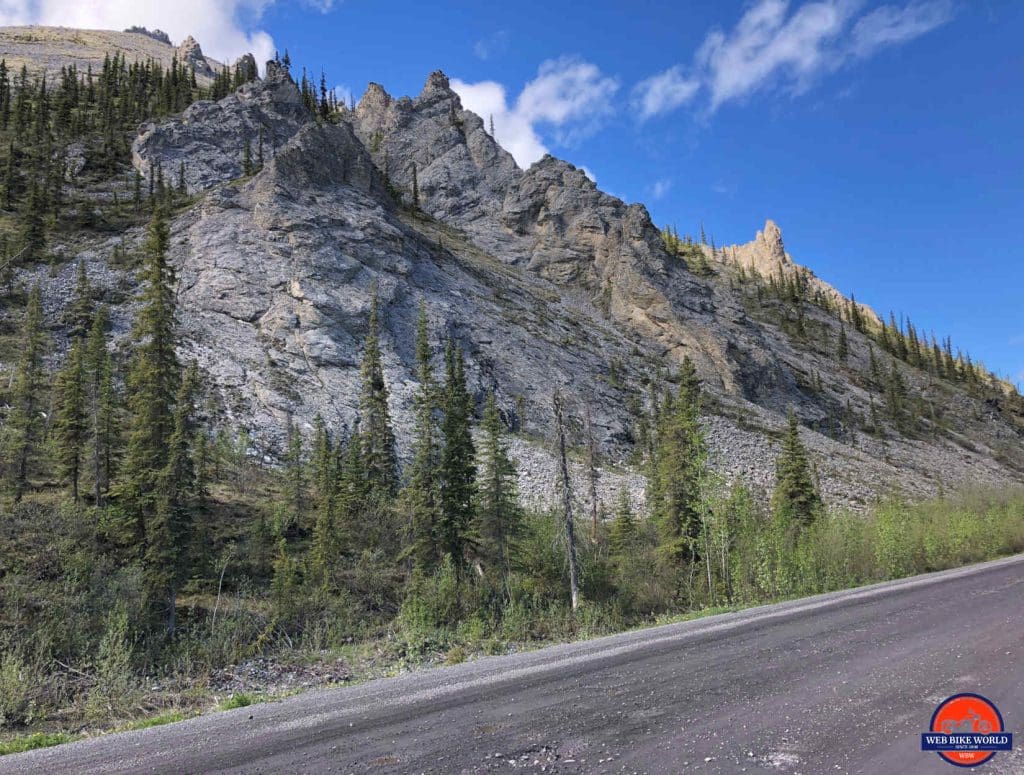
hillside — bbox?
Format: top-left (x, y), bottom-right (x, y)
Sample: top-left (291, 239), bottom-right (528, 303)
top-left (0, 27), bottom-right (1022, 740)
top-left (54, 64), bottom-right (1024, 509)
top-left (0, 25), bottom-right (226, 84)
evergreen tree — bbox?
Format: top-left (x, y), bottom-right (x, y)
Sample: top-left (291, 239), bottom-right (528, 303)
top-left (67, 260), bottom-right (93, 339)
top-left (116, 208), bottom-right (180, 544)
top-left (475, 390), bottom-right (520, 589)
top-left (20, 180), bottom-right (46, 261)
top-left (649, 363), bottom-right (706, 565)
top-left (403, 303), bottom-right (442, 572)
top-left (86, 306), bottom-right (117, 505)
top-left (309, 415), bottom-right (338, 587)
top-left (53, 336), bottom-right (88, 500)
top-left (885, 359), bottom-right (908, 428)
top-left (837, 322), bottom-right (849, 362)
top-left (608, 490), bottom-right (638, 559)
top-left (771, 409), bottom-right (820, 528)
top-left (242, 138), bottom-right (253, 176)
top-left (358, 290), bottom-right (397, 494)
top-left (2, 285), bottom-right (47, 501)
top-left (411, 162), bottom-right (419, 207)
top-left (438, 338), bottom-right (476, 571)
top-left (145, 361), bottom-right (199, 635)
top-left (283, 418), bottom-right (306, 525)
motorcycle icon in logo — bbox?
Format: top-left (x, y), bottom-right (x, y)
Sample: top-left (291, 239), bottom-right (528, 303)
top-left (941, 709), bottom-right (993, 736)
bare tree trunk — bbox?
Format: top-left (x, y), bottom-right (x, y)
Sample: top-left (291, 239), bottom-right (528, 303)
top-left (585, 404), bottom-right (599, 542)
top-left (553, 392), bottom-right (580, 611)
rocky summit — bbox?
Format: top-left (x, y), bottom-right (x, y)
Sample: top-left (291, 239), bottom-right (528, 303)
top-left (7, 43), bottom-right (1024, 512)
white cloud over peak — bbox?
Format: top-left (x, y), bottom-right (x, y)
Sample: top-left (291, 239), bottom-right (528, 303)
top-left (635, 0), bottom-right (954, 118)
top-left (0, 0), bottom-right (283, 67)
top-left (650, 178), bottom-right (673, 199)
top-left (632, 65), bottom-right (700, 121)
top-left (473, 30), bottom-right (509, 61)
top-left (849, 1), bottom-right (955, 58)
top-left (453, 56), bottom-right (618, 169)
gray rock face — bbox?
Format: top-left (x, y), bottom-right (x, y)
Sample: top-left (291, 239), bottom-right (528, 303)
top-left (23, 65), bottom-right (1019, 512)
top-left (234, 54), bottom-right (258, 83)
top-left (132, 69), bottom-right (311, 193)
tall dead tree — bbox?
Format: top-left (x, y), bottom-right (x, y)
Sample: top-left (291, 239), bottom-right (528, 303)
top-left (553, 391), bottom-right (580, 611)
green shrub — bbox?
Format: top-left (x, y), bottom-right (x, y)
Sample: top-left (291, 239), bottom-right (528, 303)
top-left (0, 650), bottom-right (36, 728)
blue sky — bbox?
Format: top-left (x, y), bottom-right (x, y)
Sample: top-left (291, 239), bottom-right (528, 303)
top-left (5, 1), bottom-right (1020, 386)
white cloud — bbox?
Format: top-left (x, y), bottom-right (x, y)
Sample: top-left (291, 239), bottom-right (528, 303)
top-left (451, 78), bottom-right (548, 168)
top-left (650, 178), bottom-right (672, 199)
top-left (850, 0), bottom-right (954, 58)
top-left (638, 0), bottom-right (955, 117)
top-left (633, 65), bottom-right (700, 121)
top-left (579, 165), bottom-right (596, 183)
top-left (0, 0), bottom-right (283, 67)
top-left (473, 30), bottom-right (509, 61)
top-left (453, 56), bottom-right (619, 169)
top-left (697, 0), bottom-right (853, 110)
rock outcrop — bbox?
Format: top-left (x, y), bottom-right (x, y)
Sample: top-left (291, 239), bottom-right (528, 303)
top-left (722, 219), bottom-right (880, 327)
top-left (133, 66), bottom-right (311, 193)
top-left (14, 56), bottom-right (1021, 512)
top-left (176, 36), bottom-right (214, 80)
top-left (234, 54), bottom-right (259, 83)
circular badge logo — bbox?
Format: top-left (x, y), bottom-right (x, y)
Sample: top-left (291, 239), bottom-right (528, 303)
top-left (925, 693), bottom-right (1009, 767)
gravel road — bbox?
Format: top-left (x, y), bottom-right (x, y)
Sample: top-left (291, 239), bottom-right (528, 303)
top-left (4, 554), bottom-right (1023, 774)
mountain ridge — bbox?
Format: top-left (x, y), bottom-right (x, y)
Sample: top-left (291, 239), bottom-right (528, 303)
top-left (1, 33), bottom-right (1022, 513)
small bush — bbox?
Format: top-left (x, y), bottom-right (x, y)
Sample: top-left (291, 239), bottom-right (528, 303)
top-left (219, 693), bottom-right (254, 710)
top-left (0, 650), bottom-right (36, 728)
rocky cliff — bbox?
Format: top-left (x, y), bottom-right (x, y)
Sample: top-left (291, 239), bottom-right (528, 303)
top-left (8, 47), bottom-right (1024, 513)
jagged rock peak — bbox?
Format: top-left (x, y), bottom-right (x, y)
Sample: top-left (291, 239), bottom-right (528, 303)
top-left (356, 82), bottom-right (392, 117)
top-left (234, 54), bottom-right (258, 82)
top-left (177, 35), bottom-right (213, 77)
top-left (756, 219), bottom-right (787, 263)
top-left (422, 70), bottom-right (451, 95)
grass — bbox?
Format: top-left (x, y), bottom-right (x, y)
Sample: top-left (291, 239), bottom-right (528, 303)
top-left (119, 710), bottom-right (188, 731)
top-left (218, 693), bottom-right (256, 710)
top-left (0, 732), bottom-right (78, 755)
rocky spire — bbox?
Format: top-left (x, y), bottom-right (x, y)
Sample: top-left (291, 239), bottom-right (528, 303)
top-left (234, 54), bottom-right (258, 83)
top-left (757, 219), bottom-right (787, 263)
top-left (177, 35), bottom-right (213, 79)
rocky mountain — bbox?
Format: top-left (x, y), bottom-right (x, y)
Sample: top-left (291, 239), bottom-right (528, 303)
top-left (5, 38), bottom-right (1024, 513)
top-left (0, 26), bottom-right (225, 84)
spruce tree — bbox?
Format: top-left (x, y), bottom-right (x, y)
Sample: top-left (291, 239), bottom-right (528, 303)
top-left (53, 336), bottom-right (88, 501)
top-left (837, 322), bottom-right (849, 362)
top-left (145, 361), bottom-right (199, 635)
top-left (771, 409), bottom-right (820, 528)
top-left (649, 364), bottom-right (706, 564)
top-left (358, 290), bottom-right (397, 494)
top-left (3, 285), bottom-right (47, 501)
top-left (475, 390), bottom-right (520, 589)
top-left (116, 208), bottom-right (180, 543)
top-left (404, 303), bottom-right (442, 572)
top-left (439, 338), bottom-right (476, 571)
top-left (67, 259), bottom-right (92, 339)
top-left (86, 306), bottom-right (117, 505)
top-left (283, 418), bottom-right (306, 526)
top-left (608, 490), bottom-right (637, 559)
